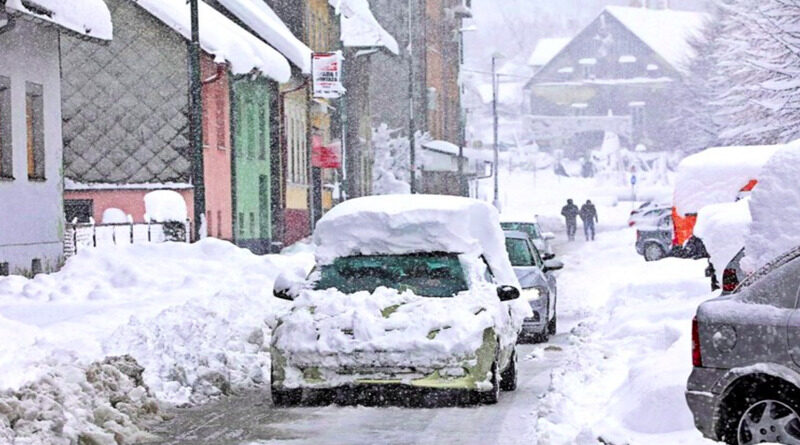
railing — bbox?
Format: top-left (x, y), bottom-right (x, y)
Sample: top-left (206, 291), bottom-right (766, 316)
top-left (64, 218), bottom-right (190, 258)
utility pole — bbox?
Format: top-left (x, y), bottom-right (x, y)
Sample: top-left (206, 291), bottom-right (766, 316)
top-left (491, 53), bottom-right (501, 210)
top-left (408, 0), bottom-right (416, 194)
top-left (189, 0), bottom-right (205, 241)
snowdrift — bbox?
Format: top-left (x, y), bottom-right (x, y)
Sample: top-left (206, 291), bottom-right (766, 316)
top-left (694, 199), bottom-right (751, 281)
top-left (0, 239), bottom-right (312, 442)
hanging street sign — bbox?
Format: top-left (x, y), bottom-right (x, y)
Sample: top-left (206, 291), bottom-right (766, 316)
top-left (312, 52), bottom-right (345, 99)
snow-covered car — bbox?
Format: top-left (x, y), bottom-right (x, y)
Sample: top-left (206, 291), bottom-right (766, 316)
top-left (686, 246), bottom-right (800, 444)
top-left (500, 216), bottom-right (556, 259)
top-left (635, 212), bottom-right (673, 261)
top-left (504, 231), bottom-right (563, 342)
top-left (270, 195), bottom-right (531, 406)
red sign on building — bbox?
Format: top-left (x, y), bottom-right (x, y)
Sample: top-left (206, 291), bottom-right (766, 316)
top-left (311, 135), bottom-right (341, 169)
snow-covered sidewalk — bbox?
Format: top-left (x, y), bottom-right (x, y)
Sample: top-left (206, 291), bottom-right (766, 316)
top-left (533, 226), bottom-right (718, 444)
top-left (0, 239), bottom-right (312, 443)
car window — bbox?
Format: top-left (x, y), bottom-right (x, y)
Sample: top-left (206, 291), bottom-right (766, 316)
top-left (738, 254), bottom-right (800, 309)
top-left (500, 222), bottom-right (540, 240)
top-left (315, 253), bottom-right (468, 298)
top-left (528, 239), bottom-right (544, 268)
top-left (505, 237), bottom-right (535, 267)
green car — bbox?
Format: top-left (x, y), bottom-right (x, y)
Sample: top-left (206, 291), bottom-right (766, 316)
top-left (269, 195), bottom-right (531, 406)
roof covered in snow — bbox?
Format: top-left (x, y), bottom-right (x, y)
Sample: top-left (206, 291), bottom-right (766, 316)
top-left (216, 0), bottom-right (313, 73)
top-left (674, 143), bottom-right (791, 215)
top-left (329, 0), bottom-right (399, 55)
top-left (5, 0), bottom-right (113, 41)
top-left (605, 6), bottom-right (708, 73)
top-left (313, 195), bottom-right (518, 286)
top-left (528, 38), bottom-right (570, 67)
top-left (134, 0), bottom-right (290, 81)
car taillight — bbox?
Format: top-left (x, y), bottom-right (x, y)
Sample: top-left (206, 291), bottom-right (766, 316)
top-left (692, 316), bottom-right (702, 367)
top-left (722, 268), bottom-right (738, 292)
top-left (629, 221), bottom-right (635, 227)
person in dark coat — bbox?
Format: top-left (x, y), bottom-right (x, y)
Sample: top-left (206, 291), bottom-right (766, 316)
top-left (580, 199), bottom-right (599, 241)
top-left (561, 199), bottom-right (580, 241)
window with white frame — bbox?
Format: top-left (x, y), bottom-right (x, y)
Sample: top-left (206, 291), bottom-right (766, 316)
top-left (286, 97), bottom-right (308, 184)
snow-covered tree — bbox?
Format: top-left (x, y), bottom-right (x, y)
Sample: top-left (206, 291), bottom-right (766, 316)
top-left (371, 124), bottom-right (431, 195)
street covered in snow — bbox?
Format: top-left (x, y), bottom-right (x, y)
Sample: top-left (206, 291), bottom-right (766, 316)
top-left (6, 0), bottom-right (800, 443)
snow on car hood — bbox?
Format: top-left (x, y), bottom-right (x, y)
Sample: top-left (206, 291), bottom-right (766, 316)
top-left (272, 284), bottom-right (529, 369)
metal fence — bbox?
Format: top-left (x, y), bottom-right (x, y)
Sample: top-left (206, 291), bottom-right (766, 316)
top-left (64, 219), bottom-right (190, 258)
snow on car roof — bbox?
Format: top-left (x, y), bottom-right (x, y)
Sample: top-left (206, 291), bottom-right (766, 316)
top-left (499, 212), bottom-right (539, 224)
top-left (215, 0), bottom-right (313, 73)
top-left (134, 0), bottom-right (291, 80)
top-left (745, 143), bottom-right (800, 271)
top-left (694, 199), bottom-right (751, 282)
top-left (313, 195), bottom-right (519, 286)
top-left (673, 143), bottom-right (794, 215)
top-left (5, 0), bottom-right (113, 41)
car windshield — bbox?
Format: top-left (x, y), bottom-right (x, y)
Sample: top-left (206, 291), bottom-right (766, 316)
top-left (500, 222), bottom-right (541, 240)
top-left (315, 253), bottom-right (468, 298)
top-left (505, 237), bottom-right (534, 267)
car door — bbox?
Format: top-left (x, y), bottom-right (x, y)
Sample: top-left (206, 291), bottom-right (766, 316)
top-left (528, 239), bottom-right (555, 321)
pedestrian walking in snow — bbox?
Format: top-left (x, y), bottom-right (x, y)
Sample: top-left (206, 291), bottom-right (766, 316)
top-left (561, 199), bottom-right (580, 241)
top-left (580, 199), bottom-right (599, 241)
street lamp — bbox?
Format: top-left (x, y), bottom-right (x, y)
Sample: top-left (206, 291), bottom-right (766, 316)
top-left (491, 52), bottom-right (504, 210)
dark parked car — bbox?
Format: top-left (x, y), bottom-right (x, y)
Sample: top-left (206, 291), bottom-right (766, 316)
top-left (686, 246), bottom-right (800, 444)
top-left (504, 231), bottom-right (563, 342)
top-left (635, 213), bottom-right (673, 262)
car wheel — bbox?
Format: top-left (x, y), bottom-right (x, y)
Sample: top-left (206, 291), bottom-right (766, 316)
top-left (644, 243), bottom-right (665, 262)
top-left (478, 361), bottom-right (500, 405)
top-left (736, 398), bottom-right (800, 444)
top-left (500, 349), bottom-right (518, 392)
top-left (548, 313), bottom-right (557, 336)
top-left (271, 385), bottom-right (302, 407)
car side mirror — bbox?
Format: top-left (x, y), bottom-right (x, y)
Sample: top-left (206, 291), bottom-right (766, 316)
top-left (542, 253), bottom-right (556, 260)
top-left (543, 259), bottom-right (564, 272)
top-left (497, 285), bottom-right (520, 302)
top-left (543, 232), bottom-right (555, 241)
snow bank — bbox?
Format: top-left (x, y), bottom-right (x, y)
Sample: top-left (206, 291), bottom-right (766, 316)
top-left (134, 0), bottom-right (291, 81)
top-left (0, 355), bottom-right (164, 445)
top-left (102, 208), bottom-right (128, 224)
top-left (144, 190), bottom-right (187, 222)
top-left (216, 0), bottom-right (312, 73)
top-left (5, 0), bottom-right (113, 40)
top-left (0, 239), bottom-right (313, 440)
top-left (533, 228), bottom-right (713, 444)
top-left (694, 199), bottom-right (751, 281)
top-left (674, 144), bottom-right (785, 215)
top-left (313, 195), bottom-right (519, 286)
top-left (745, 143), bottom-right (800, 270)
top-left (329, 0), bottom-right (399, 54)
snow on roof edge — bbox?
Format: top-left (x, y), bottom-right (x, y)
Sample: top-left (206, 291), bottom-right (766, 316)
top-left (329, 0), bottom-right (399, 55)
top-left (216, 0), bottom-right (313, 73)
top-left (5, 0), bottom-right (113, 41)
top-left (134, 0), bottom-right (290, 81)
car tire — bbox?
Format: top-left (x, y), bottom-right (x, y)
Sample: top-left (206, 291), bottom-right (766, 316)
top-left (719, 381), bottom-right (800, 444)
top-left (271, 386), bottom-right (302, 407)
top-left (644, 243), bottom-right (665, 262)
top-left (478, 361), bottom-right (500, 405)
top-left (548, 313), bottom-right (557, 336)
top-left (500, 349), bottom-right (518, 392)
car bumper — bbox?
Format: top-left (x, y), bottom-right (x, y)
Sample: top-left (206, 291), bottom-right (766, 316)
top-left (685, 367), bottom-right (727, 440)
top-left (520, 311), bottom-right (546, 335)
top-left (272, 329), bottom-right (497, 393)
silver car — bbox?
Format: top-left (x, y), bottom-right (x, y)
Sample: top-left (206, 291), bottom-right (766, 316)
top-left (686, 246), bottom-right (800, 444)
top-left (503, 231), bottom-right (563, 343)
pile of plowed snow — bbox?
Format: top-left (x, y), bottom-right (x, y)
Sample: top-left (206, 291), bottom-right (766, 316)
top-left (0, 239), bottom-right (312, 443)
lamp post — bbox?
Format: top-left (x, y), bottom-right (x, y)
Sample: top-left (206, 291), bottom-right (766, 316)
top-left (491, 52), bottom-right (503, 210)
top-left (189, 0), bottom-right (205, 241)
top-left (407, 0), bottom-right (417, 194)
